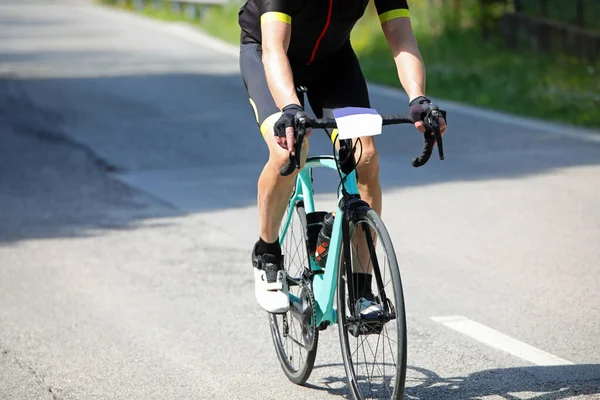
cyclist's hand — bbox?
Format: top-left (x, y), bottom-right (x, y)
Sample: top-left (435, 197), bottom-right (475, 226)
top-left (274, 104), bottom-right (312, 155)
top-left (409, 96), bottom-right (448, 136)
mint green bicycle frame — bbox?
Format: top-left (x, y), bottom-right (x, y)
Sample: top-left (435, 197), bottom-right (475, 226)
top-left (279, 156), bottom-right (359, 328)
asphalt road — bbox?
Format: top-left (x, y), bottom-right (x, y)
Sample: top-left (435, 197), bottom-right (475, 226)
top-left (1, 1), bottom-right (599, 399)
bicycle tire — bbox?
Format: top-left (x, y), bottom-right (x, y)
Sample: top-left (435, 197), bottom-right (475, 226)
top-left (337, 208), bottom-right (408, 400)
top-left (269, 201), bottom-right (318, 385)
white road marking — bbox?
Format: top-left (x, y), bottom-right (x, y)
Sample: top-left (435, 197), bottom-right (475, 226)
top-left (431, 315), bottom-right (574, 366)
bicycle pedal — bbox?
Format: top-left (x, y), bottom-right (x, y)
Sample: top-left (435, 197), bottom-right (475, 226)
top-left (318, 321), bottom-right (330, 331)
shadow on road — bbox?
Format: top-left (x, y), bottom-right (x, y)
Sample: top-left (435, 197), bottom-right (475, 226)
top-left (405, 364), bottom-right (600, 400)
top-left (1, 66), bottom-right (600, 245)
top-left (1, 9), bottom-right (600, 246)
top-left (301, 363), bottom-right (600, 400)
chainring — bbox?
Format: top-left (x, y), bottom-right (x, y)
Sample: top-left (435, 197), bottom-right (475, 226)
top-left (299, 278), bottom-right (317, 352)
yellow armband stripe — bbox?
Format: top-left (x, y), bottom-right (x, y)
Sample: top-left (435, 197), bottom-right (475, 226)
top-left (260, 12), bottom-right (291, 26)
top-left (378, 9), bottom-right (410, 24)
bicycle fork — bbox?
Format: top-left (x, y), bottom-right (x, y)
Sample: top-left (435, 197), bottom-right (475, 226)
top-left (340, 195), bottom-right (396, 337)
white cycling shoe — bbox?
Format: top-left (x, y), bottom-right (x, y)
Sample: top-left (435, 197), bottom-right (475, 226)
top-left (252, 246), bottom-right (290, 314)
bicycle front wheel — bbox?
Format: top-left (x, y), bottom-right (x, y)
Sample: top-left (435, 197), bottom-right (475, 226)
top-left (337, 208), bottom-right (408, 400)
top-left (269, 200), bottom-right (318, 385)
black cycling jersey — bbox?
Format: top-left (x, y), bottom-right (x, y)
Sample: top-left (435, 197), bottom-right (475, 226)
top-left (238, 0), bottom-right (409, 65)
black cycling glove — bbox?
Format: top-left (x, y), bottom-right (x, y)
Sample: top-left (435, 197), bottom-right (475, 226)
top-left (409, 96), bottom-right (432, 123)
top-left (409, 96), bottom-right (447, 126)
top-left (274, 104), bottom-right (305, 138)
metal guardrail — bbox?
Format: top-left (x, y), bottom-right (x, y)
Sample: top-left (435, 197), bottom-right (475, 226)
top-left (128, 0), bottom-right (228, 20)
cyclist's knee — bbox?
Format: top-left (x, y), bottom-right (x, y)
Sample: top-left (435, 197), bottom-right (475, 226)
top-left (263, 128), bottom-right (309, 175)
top-left (356, 145), bottom-right (380, 178)
top-left (269, 140), bottom-right (309, 172)
top-left (269, 148), bottom-right (294, 171)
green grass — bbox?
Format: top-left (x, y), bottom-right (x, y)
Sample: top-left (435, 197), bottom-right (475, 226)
top-left (352, 3), bottom-right (600, 128)
top-left (101, 0), bottom-right (242, 43)
top-left (100, 0), bottom-right (600, 129)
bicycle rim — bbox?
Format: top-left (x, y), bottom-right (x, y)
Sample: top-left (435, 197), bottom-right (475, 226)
top-left (337, 208), bottom-right (407, 400)
top-left (269, 201), bottom-right (318, 385)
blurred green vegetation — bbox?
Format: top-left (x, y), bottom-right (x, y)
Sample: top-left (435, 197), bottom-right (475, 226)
top-left (516, 0), bottom-right (600, 30)
top-left (100, 0), bottom-right (600, 128)
top-left (353, 2), bottom-right (600, 128)
top-left (100, 0), bottom-right (242, 43)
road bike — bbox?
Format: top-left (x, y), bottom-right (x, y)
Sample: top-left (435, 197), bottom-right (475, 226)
top-left (268, 103), bottom-right (445, 400)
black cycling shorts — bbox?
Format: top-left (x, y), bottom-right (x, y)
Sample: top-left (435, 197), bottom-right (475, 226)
top-left (239, 41), bottom-right (371, 136)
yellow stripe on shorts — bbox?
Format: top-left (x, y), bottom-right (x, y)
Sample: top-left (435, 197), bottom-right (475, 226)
top-left (379, 9), bottom-right (410, 24)
top-left (249, 98), bottom-right (259, 124)
top-left (260, 112), bottom-right (282, 136)
top-left (330, 129), bottom-right (339, 143)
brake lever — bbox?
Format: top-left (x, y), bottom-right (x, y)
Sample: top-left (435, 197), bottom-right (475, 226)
top-left (424, 107), bottom-right (445, 161)
top-left (294, 113), bottom-right (307, 169)
top-left (279, 113), bottom-right (309, 176)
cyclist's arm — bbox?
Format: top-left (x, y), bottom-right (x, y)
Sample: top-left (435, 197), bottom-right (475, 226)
top-left (260, 7), bottom-right (301, 110)
top-left (375, 1), bottom-right (426, 102)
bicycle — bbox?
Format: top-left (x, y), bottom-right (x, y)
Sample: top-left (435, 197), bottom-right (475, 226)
top-left (268, 101), bottom-right (446, 400)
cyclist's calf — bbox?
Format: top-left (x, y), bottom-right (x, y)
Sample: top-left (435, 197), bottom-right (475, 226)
top-left (354, 138), bottom-right (381, 215)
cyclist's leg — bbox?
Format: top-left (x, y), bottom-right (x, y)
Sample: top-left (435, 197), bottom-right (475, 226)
top-left (307, 44), bottom-right (381, 217)
top-left (240, 43), bottom-right (309, 243)
top-left (240, 42), bottom-right (308, 313)
top-left (307, 43), bottom-right (379, 298)
top-left (258, 120), bottom-right (309, 242)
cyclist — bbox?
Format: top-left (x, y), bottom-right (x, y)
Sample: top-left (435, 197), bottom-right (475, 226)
top-left (238, 0), bottom-right (448, 314)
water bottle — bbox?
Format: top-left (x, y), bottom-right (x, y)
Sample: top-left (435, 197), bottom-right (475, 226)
top-left (315, 212), bottom-right (335, 268)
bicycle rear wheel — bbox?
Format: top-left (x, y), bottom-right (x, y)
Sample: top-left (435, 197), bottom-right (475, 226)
top-left (337, 208), bottom-right (407, 400)
top-left (269, 200), bottom-right (318, 385)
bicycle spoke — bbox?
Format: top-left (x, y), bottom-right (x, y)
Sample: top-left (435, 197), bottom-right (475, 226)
top-left (291, 318), bottom-right (302, 346)
top-left (364, 334), bottom-right (393, 398)
top-left (286, 215), bottom-right (303, 276)
top-left (288, 224), bottom-right (301, 273)
top-left (380, 328), bottom-right (398, 345)
top-left (383, 332), bottom-right (386, 398)
top-left (369, 333), bottom-right (382, 383)
top-left (360, 339), bottom-right (372, 389)
top-left (350, 332), bottom-right (372, 359)
top-left (290, 228), bottom-right (303, 271)
top-left (384, 326), bottom-right (397, 366)
top-left (355, 334), bottom-right (360, 387)
top-left (271, 204), bottom-right (317, 384)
